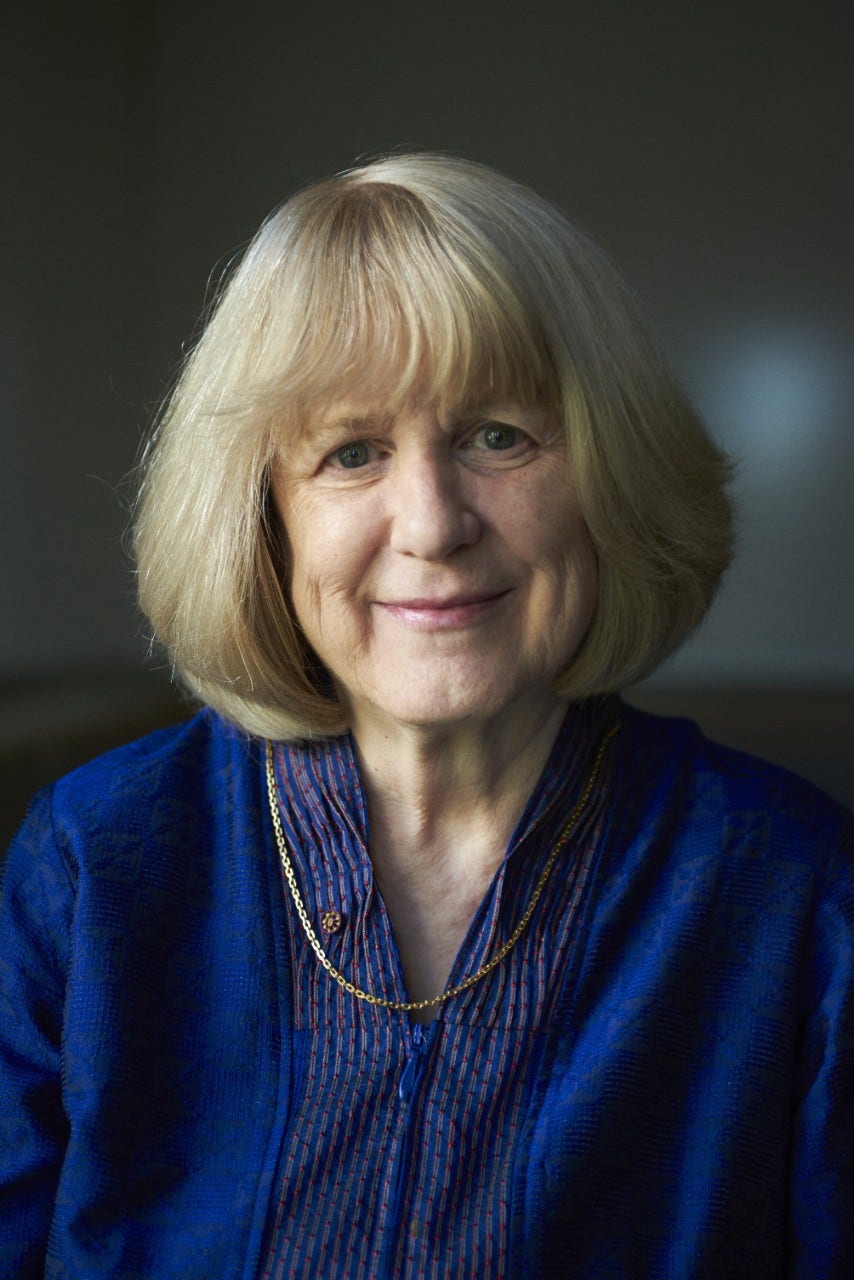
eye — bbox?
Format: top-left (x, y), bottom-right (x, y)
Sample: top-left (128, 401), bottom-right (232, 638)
top-left (328, 441), bottom-right (374, 469)
top-left (463, 420), bottom-right (534, 459)
top-left (478, 423), bottom-right (520, 451)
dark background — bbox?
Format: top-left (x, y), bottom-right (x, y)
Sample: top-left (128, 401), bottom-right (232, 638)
top-left (3, 3), bottom-right (852, 842)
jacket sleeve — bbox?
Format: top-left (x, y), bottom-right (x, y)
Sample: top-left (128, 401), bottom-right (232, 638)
top-left (0, 788), bottom-right (74, 1279)
top-left (788, 820), bottom-right (854, 1278)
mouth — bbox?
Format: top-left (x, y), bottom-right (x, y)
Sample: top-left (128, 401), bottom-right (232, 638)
top-left (375, 590), bottom-right (511, 631)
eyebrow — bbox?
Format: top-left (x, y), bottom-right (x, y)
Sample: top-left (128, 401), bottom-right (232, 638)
top-left (298, 401), bottom-right (538, 449)
top-left (300, 413), bottom-right (394, 444)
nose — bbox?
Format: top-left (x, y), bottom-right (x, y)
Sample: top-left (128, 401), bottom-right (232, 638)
top-left (388, 449), bottom-right (481, 560)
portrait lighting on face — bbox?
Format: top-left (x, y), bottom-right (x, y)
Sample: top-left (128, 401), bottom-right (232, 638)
top-left (134, 154), bottom-right (733, 741)
top-left (271, 394), bottom-right (598, 738)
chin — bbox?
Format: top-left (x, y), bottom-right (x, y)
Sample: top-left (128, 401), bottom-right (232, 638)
top-left (351, 674), bottom-right (547, 732)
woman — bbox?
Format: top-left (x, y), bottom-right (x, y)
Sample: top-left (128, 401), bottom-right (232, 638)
top-left (1, 154), bottom-right (851, 1278)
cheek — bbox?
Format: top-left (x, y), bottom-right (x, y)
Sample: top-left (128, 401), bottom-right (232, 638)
top-left (539, 509), bottom-right (599, 634)
top-left (272, 487), bottom-right (325, 636)
top-left (276, 484), bottom-right (342, 583)
top-left (284, 514), bottom-right (376, 644)
top-left (523, 492), bottom-right (596, 579)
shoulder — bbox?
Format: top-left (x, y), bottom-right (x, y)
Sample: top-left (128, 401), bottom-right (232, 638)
top-left (585, 703), bottom-right (854, 1027)
top-left (615, 699), bottom-right (854, 879)
top-left (56, 705), bottom-right (251, 802)
top-left (13, 709), bottom-right (262, 879)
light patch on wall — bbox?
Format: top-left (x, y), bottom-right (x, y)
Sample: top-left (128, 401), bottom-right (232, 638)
top-left (685, 319), bottom-right (851, 491)
top-left (645, 314), bottom-right (854, 687)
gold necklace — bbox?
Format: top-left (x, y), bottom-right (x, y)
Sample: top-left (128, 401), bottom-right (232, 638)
top-left (265, 720), bottom-right (619, 1014)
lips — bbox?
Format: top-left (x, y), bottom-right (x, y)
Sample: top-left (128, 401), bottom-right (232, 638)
top-left (375, 589), bottom-right (510, 630)
top-left (385, 590), bottom-right (507, 609)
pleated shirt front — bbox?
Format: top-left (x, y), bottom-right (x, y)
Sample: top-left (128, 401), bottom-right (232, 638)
top-left (260, 700), bottom-right (617, 1278)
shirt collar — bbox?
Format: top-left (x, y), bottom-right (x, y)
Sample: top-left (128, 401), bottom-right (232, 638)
top-left (273, 695), bottom-right (620, 868)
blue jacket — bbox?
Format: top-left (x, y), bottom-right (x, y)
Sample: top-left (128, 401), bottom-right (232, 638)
top-left (1, 704), bottom-right (852, 1277)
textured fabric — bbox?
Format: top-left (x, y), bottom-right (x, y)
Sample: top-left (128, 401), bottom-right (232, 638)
top-left (0, 700), bottom-right (852, 1278)
top-left (260, 702), bottom-right (613, 1278)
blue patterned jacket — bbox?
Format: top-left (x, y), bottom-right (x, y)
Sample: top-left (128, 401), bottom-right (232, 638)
top-left (1, 703), bottom-right (852, 1277)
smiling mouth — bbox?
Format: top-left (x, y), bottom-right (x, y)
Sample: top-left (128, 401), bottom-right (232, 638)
top-left (376, 591), bottom-right (510, 630)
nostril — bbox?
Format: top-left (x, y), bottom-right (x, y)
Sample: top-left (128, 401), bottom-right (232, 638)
top-left (391, 510), bottom-right (481, 559)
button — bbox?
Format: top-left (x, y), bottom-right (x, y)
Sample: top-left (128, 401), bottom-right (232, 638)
top-left (321, 909), bottom-right (342, 934)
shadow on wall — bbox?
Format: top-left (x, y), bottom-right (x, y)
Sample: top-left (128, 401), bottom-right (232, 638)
top-left (1, 670), bottom-right (852, 851)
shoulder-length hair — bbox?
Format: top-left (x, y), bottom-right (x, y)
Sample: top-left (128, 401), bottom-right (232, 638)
top-left (135, 152), bottom-right (733, 740)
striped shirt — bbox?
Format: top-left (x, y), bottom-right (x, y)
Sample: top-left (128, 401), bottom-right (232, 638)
top-left (261, 699), bottom-right (617, 1277)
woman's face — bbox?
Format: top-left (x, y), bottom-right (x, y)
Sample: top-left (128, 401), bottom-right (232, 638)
top-left (271, 393), bottom-right (598, 735)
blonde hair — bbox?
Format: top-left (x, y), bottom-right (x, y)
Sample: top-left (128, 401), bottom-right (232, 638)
top-left (135, 152), bottom-right (733, 739)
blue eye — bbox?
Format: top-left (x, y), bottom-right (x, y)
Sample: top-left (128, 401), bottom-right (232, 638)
top-left (460, 419), bottom-right (534, 462)
top-left (334, 442), bottom-right (371, 469)
top-left (481, 424), bottom-right (518, 451)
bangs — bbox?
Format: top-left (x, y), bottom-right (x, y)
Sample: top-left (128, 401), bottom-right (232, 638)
top-left (251, 181), bottom-right (559, 424)
top-left (138, 152), bottom-right (734, 740)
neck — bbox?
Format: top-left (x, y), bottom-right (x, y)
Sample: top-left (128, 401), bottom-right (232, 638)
top-left (351, 693), bottom-right (570, 862)
top-left (344, 694), bottom-right (571, 1017)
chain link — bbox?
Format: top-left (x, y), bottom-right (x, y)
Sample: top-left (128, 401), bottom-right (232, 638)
top-left (265, 721), bottom-right (619, 1013)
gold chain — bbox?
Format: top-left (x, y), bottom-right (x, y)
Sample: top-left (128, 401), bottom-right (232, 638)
top-left (265, 721), bottom-right (619, 1013)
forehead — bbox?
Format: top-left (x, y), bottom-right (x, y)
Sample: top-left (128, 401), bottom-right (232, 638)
top-left (290, 351), bottom-right (547, 436)
top-left (297, 390), bottom-right (535, 440)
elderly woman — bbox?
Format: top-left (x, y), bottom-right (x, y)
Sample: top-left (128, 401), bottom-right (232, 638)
top-left (1, 154), bottom-right (851, 1279)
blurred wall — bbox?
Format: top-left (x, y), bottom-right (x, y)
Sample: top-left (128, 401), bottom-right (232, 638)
top-left (3, 2), bottom-right (852, 688)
